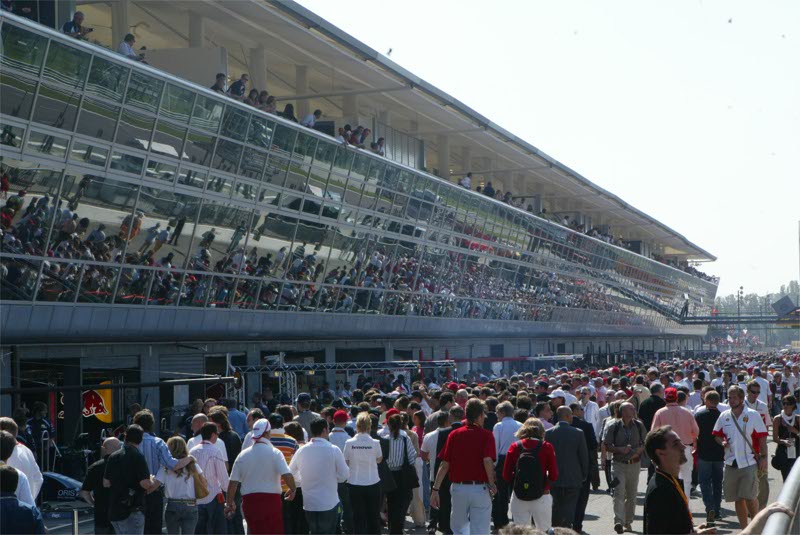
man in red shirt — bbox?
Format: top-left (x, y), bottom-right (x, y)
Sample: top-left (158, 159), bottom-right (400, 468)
top-left (431, 398), bottom-right (497, 535)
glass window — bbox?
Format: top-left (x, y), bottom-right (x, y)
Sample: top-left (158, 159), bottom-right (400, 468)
top-left (238, 147), bottom-right (267, 181)
top-left (194, 200), bottom-right (254, 273)
top-left (131, 186), bottom-right (201, 270)
top-left (0, 122), bottom-right (25, 149)
top-left (0, 24), bottom-right (48, 76)
top-left (292, 132), bottom-right (316, 164)
top-left (191, 95), bottom-right (223, 132)
top-left (367, 159), bottom-right (386, 183)
top-left (232, 179), bottom-right (258, 202)
top-left (161, 84), bottom-right (195, 123)
top-left (86, 56), bottom-right (128, 102)
top-left (350, 154), bottom-right (369, 181)
top-left (177, 167), bottom-right (206, 190)
top-left (115, 109), bottom-right (154, 150)
top-left (332, 148), bottom-right (353, 177)
top-left (152, 120), bottom-right (186, 159)
top-left (69, 141), bottom-right (109, 168)
top-left (246, 115), bottom-right (273, 149)
top-left (221, 105), bottom-right (249, 141)
top-left (26, 130), bottom-right (68, 159)
top-left (270, 124), bottom-right (296, 154)
top-left (43, 41), bottom-right (90, 89)
top-left (76, 98), bottom-right (119, 141)
top-left (32, 84), bottom-right (81, 131)
top-left (263, 155), bottom-right (288, 185)
top-left (212, 139), bottom-right (242, 173)
top-left (285, 163), bottom-right (309, 191)
top-left (125, 71), bottom-right (163, 113)
top-left (207, 174), bottom-right (233, 197)
top-left (0, 72), bottom-right (37, 120)
top-left (145, 159), bottom-right (177, 184)
top-left (183, 130), bottom-right (215, 166)
top-left (313, 140), bottom-right (336, 169)
top-left (110, 151), bottom-right (144, 175)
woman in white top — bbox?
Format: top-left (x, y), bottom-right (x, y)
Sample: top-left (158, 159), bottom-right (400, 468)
top-left (154, 437), bottom-right (205, 535)
top-left (343, 412), bottom-right (383, 535)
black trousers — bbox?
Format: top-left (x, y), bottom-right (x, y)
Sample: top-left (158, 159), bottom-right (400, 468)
top-left (429, 480), bottom-right (453, 534)
top-left (284, 487), bottom-right (309, 535)
top-left (144, 488), bottom-right (163, 535)
top-left (348, 483), bottom-right (381, 535)
top-left (337, 481), bottom-right (353, 533)
top-left (492, 455), bottom-right (510, 528)
top-left (551, 486), bottom-right (580, 528)
top-left (574, 478), bottom-right (591, 532)
top-left (386, 472), bottom-right (412, 535)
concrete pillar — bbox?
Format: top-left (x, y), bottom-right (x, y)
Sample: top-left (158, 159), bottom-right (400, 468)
top-left (140, 345), bottom-right (160, 422)
top-left (189, 12), bottom-right (205, 48)
top-left (343, 94), bottom-right (359, 125)
top-left (325, 345), bottom-right (336, 387)
top-left (245, 345), bottom-right (261, 404)
top-left (437, 135), bottom-right (451, 180)
top-left (461, 146), bottom-right (472, 175)
top-left (384, 343), bottom-right (394, 362)
top-left (250, 45), bottom-right (267, 94)
top-left (478, 156), bottom-right (492, 190)
top-left (0, 349), bottom-right (10, 416)
top-left (378, 109), bottom-right (390, 126)
top-left (110, 0), bottom-right (130, 52)
top-left (295, 65), bottom-right (309, 118)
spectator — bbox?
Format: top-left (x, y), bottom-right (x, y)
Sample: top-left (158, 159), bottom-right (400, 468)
top-left (223, 400), bottom-right (248, 438)
top-left (117, 33), bottom-right (145, 61)
top-left (431, 398), bottom-right (496, 535)
top-left (225, 419), bottom-right (295, 534)
top-left (0, 417), bottom-right (42, 499)
top-left (80, 437), bottom-right (121, 534)
top-left (301, 109), bottom-right (322, 128)
top-left (289, 417), bottom-right (349, 535)
top-left (210, 73), bottom-right (227, 94)
top-left (570, 403), bottom-right (598, 534)
top-left (651, 387), bottom-right (699, 498)
top-left (62, 11), bottom-right (92, 39)
top-left (0, 465), bottom-right (44, 534)
top-left (483, 181), bottom-right (495, 198)
top-left (228, 74), bottom-right (249, 100)
top-left (502, 417), bottom-right (557, 530)
top-left (279, 104), bottom-right (298, 123)
top-left (773, 394), bottom-right (800, 482)
top-left (26, 402), bottom-right (55, 473)
top-left (243, 89), bottom-right (259, 106)
top-left (0, 431), bottom-right (33, 506)
top-left (132, 409), bottom-right (191, 535)
top-left (384, 413), bottom-right (417, 534)
top-left (208, 409), bottom-right (243, 533)
top-left (261, 95), bottom-right (277, 114)
top-left (545, 406), bottom-right (588, 530)
top-left (188, 422), bottom-right (229, 534)
top-left (329, 410), bottom-right (353, 533)
top-left (334, 127), bottom-right (348, 144)
top-left (492, 400), bottom-right (521, 529)
top-left (343, 412), bottom-right (383, 535)
top-left (603, 402), bottom-right (646, 534)
top-left (695, 390), bottom-right (725, 523)
top-left (459, 172), bottom-right (472, 190)
top-left (152, 437), bottom-right (204, 535)
top-left (103, 425), bottom-right (157, 535)
top-left (293, 393), bottom-right (319, 438)
top-left (375, 137), bottom-right (385, 156)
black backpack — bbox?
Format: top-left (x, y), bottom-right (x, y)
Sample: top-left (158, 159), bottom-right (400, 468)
top-left (512, 440), bottom-right (545, 501)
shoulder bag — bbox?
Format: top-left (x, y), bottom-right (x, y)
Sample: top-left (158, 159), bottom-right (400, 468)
top-left (191, 464), bottom-right (210, 500)
top-left (378, 437), bottom-right (397, 493)
top-left (402, 436), bottom-right (420, 489)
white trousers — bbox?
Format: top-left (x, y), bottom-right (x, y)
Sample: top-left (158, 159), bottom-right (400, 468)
top-left (509, 492), bottom-right (553, 532)
top-left (680, 445), bottom-right (693, 498)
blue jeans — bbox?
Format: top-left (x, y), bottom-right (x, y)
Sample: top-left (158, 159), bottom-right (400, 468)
top-left (422, 461), bottom-right (431, 510)
top-left (195, 500), bottom-right (227, 534)
top-left (111, 511), bottom-right (145, 534)
top-left (698, 459), bottom-right (723, 514)
top-left (450, 483), bottom-right (492, 535)
top-left (305, 504), bottom-right (341, 535)
top-left (164, 501), bottom-right (198, 534)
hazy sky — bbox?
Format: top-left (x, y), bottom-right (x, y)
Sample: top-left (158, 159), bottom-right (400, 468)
top-left (296, 0), bottom-right (799, 297)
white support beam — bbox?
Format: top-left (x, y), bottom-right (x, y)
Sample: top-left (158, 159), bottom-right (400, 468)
top-left (274, 85), bottom-right (410, 101)
top-left (188, 11), bottom-right (205, 48)
top-left (111, 0), bottom-right (130, 50)
top-left (436, 134), bottom-right (451, 180)
top-left (295, 65), bottom-right (309, 117)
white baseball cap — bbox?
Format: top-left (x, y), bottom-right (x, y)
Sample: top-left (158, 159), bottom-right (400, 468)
top-left (252, 418), bottom-right (271, 439)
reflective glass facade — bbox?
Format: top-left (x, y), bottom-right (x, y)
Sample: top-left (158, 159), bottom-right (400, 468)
top-left (0, 15), bottom-right (717, 335)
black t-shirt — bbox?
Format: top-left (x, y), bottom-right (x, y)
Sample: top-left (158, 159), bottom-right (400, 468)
top-left (483, 412), bottom-right (498, 431)
top-left (218, 430), bottom-right (242, 472)
top-left (695, 407), bottom-right (725, 462)
top-left (644, 471), bottom-right (693, 535)
top-left (103, 444), bottom-right (150, 521)
top-left (81, 458), bottom-right (111, 529)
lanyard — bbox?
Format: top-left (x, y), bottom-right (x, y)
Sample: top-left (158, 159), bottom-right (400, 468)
top-left (656, 469), bottom-right (692, 524)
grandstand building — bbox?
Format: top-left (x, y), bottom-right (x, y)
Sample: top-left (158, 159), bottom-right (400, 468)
top-left (0, 2), bottom-right (718, 428)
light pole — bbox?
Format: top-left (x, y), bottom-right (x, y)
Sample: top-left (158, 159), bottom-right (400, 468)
top-left (737, 286), bottom-right (744, 340)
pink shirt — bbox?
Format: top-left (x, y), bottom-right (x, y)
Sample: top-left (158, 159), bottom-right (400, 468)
top-left (651, 403), bottom-right (699, 445)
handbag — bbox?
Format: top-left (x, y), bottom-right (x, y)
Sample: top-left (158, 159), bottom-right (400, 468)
top-left (191, 468), bottom-right (210, 500)
top-left (377, 437), bottom-right (397, 493)
top-left (772, 445), bottom-right (788, 471)
top-left (402, 436), bottom-right (420, 490)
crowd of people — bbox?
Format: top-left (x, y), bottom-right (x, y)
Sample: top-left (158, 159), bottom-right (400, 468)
top-left (3, 351), bottom-right (800, 534)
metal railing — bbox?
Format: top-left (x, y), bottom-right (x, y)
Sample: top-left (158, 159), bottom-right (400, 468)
top-left (764, 459), bottom-right (800, 535)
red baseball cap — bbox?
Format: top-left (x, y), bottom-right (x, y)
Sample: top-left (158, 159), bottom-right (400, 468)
top-left (611, 366), bottom-right (620, 373)
top-left (333, 410), bottom-right (349, 423)
top-left (447, 382), bottom-right (459, 392)
top-left (664, 388), bottom-right (678, 402)
top-left (385, 408), bottom-right (400, 419)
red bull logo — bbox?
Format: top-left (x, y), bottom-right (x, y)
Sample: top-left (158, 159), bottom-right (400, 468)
top-left (82, 381), bottom-right (112, 423)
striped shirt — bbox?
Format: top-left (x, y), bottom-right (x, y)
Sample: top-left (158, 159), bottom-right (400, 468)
top-left (189, 441), bottom-right (229, 505)
top-left (139, 433), bottom-right (179, 476)
top-left (386, 432), bottom-right (417, 471)
top-left (269, 432), bottom-right (299, 492)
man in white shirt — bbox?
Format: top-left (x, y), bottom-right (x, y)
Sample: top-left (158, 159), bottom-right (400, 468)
top-left (300, 109), bottom-right (322, 128)
top-left (0, 430), bottom-right (34, 506)
top-left (0, 418), bottom-right (43, 498)
top-left (712, 385), bottom-right (768, 529)
top-left (186, 414), bottom-right (228, 468)
top-left (225, 419), bottom-right (296, 534)
top-left (289, 417), bottom-right (349, 534)
top-left (492, 401), bottom-right (521, 528)
top-left (752, 369), bottom-right (772, 408)
top-left (189, 423), bottom-right (229, 534)
top-left (687, 379), bottom-right (704, 410)
top-left (579, 388), bottom-right (600, 429)
top-left (117, 33), bottom-right (144, 61)
top-left (459, 172), bottom-right (472, 190)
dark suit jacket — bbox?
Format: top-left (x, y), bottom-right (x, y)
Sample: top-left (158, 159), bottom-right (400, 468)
top-left (639, 395), bottom-right (667, 431)
top-left (545, 421), bottom-right (589, 488)
top-left (644, 470), bottom-right (692, 534)
top-left (571, 416), bottom-right (598, 452)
